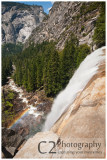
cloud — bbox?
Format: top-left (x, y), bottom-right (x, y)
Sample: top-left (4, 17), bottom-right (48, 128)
top-left (51, 1), bottom-right (54, 4)
top-left (47, 7), bottom-right (52, 12)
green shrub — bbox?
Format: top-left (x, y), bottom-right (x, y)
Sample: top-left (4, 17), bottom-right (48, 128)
top-left (76, 44), bottom-right (90, 67)
top-left (7, 92), bottom-right (15, 100)
top-left (81, 26), bottom-right (85, 32)
top-left (5, 101), bottom-right (13, 107)
top-left (83, 33), bottom-right (87, 37)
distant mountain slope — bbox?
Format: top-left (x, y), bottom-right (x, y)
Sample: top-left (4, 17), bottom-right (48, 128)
top-left (2, 2), bottom-right (46, 44)
top-left (25, 2), bottom-right (103, 50)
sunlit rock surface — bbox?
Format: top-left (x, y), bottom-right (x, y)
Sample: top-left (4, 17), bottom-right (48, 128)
top-left (2, 2), bottom-right (45, 44)
top-left (25, 2), bottom-right (100, 50)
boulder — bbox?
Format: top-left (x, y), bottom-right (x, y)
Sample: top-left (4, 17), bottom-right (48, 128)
top-left (2, 128), bottom-right (25, 158)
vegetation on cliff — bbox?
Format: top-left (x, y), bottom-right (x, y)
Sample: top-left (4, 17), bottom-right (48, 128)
top-left (2, 56), bottom-right (12, 85)
top-left (93, 2), bottom-right (105, 48)
top-left (2, 43), bottom-right (23, 56)
top-left (2, 43), bottom-right (23, 85)
top-left (2, 90), bottom-right (16, 127)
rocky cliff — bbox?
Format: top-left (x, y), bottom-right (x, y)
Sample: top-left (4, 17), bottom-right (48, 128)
top-left (25, 2), bottom-right (101, 50)
top-left (14, 47), bottom-right (105, 158)
top-left (2, 128), bottom-right (25, 158)
top-left (2, 2), bottom-right (45, 44)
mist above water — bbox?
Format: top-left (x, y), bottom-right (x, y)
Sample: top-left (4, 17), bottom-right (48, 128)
top-left (43, 46), bottom-right (105, 131)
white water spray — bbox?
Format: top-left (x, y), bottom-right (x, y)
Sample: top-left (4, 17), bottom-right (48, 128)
top-left (8, 79), bottom-right (43, 118)
top-left (43, 46), bottom-right (105, 131)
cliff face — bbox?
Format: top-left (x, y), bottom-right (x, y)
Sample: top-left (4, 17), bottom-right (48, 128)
top-left (2, 2), bottom-right (45, 44)
top-left (25, 2), bottom-right (100, 50)
top-left (2, 2), bottom-right (102, 50)
top-left (14, 47), bottom-right (105, 158)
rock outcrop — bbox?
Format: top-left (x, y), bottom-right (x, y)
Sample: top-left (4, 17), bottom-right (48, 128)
top-left (2, 2), bottom-right (45, 44)
top-left (14, 48), bottom-right (105, 158)
top-left (2, 128), bottom-right (25, 158)
top-left (25, 2), bottom-right (101, 50)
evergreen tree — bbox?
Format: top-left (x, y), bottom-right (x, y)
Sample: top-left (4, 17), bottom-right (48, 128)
top-left (27, 69), bottom-right (34, 92)
top-left (36, 55), bottom-right (43, 89)
top-left (61, 34), bottom-right (78, 88)
top-left (76, 44), bottom-right (90, 67)
top-left (93, 2), bottom-right (105, 48)
top-left (45, 50), bottom-right (61, 97)
top-left (2, 57), bottom-right (12, 85)
top-left (23, 69), bottom-right (28, 88)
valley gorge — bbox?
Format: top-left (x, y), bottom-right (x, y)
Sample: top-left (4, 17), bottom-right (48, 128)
top-left (1, 1), bottom-right (106, 159)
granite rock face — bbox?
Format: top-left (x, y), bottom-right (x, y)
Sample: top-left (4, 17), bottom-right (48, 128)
top-left (2, 2), bottom-right (45, 44)
top-left (25, 2), bottom-right (100, 50)
top-left (2, 128), bottom-right (25, 158)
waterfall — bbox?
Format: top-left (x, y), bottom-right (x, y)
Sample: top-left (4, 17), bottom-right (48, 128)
top-left (43, 46), bottom-right (105, 131)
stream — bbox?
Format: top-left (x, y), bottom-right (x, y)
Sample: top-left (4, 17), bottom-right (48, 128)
top-left (7, 77), bottom-right (46, 139)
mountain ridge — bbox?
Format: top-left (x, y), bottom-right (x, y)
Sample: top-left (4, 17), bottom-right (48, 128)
top-left (24, 2), bottom-right (103, 50)
top-left (2, 2), bottom-right (43, 9)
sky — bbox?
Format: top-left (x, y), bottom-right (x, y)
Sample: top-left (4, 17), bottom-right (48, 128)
top-left (17, 1), bottom-right (53, 14)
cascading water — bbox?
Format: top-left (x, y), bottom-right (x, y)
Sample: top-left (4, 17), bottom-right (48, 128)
top-left (7, 78), bottom-right (44, 139)
top-left (8, 79), bottom-right (43, 120)
top-left (43, 46), bottom-right (105, 131)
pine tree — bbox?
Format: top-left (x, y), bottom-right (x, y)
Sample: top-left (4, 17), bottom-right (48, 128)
top-left (76, 44), bottom-right (90, 67)
top-left (45, 50), bottom-right (61, 97)
top-left (27, 69), bottom-right (34, 92)
top-left (36, 55), bottom-right (43, 89)
top-left (23, 69), bottom-right (28, 89)
top-left (93, 2), bottom-right (105, 48)
top-left (61, 39), bottom-right (77, 88)
top-left (15, 64), bottom-right (22, 86)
